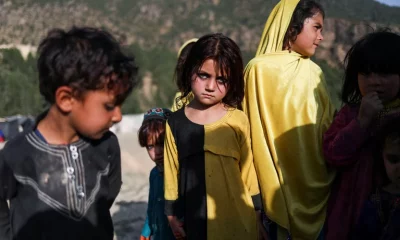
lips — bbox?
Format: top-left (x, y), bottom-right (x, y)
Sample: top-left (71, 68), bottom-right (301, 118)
top-left (202, 93), bottom-right (214, 98)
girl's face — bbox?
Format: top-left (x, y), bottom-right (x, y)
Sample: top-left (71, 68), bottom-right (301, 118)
top-left (146, 134), bottom-right (164, 166)
top-left (191, 59), bottom-right (228, 107)
top-left (383, 138), bottom-right (400, 190)
top-left (358, 73), bottom-right (400, 103)
top-left (291, 12), bottom-right (324, 57)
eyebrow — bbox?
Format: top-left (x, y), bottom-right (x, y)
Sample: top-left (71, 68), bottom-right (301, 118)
top-left (198, 70), bottom-right (210, 75)
top-left (198, 70), bottom-right (226, 80)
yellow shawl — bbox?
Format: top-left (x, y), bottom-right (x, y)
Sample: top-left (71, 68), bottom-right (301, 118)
top-left (171, 92), bottom-right (193, 112)
top-left (243, 0), bottom-right (336, 239)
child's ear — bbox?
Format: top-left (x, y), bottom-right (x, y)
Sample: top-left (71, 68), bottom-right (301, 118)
top-left (55, 86), bottom-right (74, 113)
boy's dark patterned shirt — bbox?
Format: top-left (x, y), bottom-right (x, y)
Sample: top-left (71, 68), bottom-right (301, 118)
top-left (0, 130), bottom-right (122, 240)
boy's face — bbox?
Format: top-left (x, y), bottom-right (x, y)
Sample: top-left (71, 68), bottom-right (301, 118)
top-left (70, 89), bottom-right (122, 139)
top-left (383, 138), bottom-right (400, 189)
top-left (146, 135), bottom-right (164, 166)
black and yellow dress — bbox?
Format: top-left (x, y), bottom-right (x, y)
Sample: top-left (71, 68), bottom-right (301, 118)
top-left (164, 107), bottom-right (261, 240)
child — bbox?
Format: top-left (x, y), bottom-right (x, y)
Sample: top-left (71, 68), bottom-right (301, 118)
top-left (243, 0), bottom-right (335, 239)
top-left (164, 33), bottom-right (265, 240)
top-left (171, 38), bottom-right (198, 112)
top-left (323, 31), bottom-right (400, 240)
top-left (0, 27), bottom-right (138, 240)
top-left (353, 120), bottom-right (400, 239)
top-left (139, 108), bottom-right (175, 240)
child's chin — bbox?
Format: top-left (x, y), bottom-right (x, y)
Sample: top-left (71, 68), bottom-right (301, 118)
top-left (82, 131), bottom-right (106, 140)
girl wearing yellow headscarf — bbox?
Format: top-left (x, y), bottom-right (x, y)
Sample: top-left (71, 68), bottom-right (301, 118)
top-left (243, 1), bottom-right (336, 239)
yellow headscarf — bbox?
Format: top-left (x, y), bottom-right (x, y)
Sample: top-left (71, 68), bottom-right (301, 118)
top-left (256, 0), bottom-right (299, 55)
top-left (177, 38), bottom-right (198, 57)
top-left (171, 39), bottom-right (198, 111)
top-left (243, 0), bottom-right (336, 239)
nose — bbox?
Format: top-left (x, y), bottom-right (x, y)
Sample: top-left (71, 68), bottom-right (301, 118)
top-left (112, 106), bottom-right (122, 123)
top-left (318, 31), bottom-right (324, 41)
top-left (368, 73), bottom-right (381, 86)
top-left (205, 79), bottom-right (216, 91)
top-left (155, 145), bottom-right (164, 156)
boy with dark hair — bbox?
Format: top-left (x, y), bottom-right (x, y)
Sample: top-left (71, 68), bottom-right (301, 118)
top-left (0, 26), bottom-right (138, 240)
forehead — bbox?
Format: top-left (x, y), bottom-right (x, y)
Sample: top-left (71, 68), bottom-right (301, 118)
top-left (146, 132), bottom-right (163, 144)
top-left (198, 58), bottom-right (225, 76)
top-left (306, 12), bottom-right (324, 26)
top-left (82, 88), bottom-right (115, 102)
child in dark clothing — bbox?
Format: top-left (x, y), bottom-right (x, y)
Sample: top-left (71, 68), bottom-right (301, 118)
top-left (324, 30), bottom-right (400, 240)
top-left (139, 108), bottom-right (175, 240)
top-left (353, 120), bottom-right (400, 240)
top-left (0, 26), bottom-right (138, 240)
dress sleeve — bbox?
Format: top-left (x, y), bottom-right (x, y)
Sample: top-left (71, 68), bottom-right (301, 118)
top-left (106, 132), bottom-right (122, 209)
top-left (0, 150), bottom-right (13, 239)
top-left (239, 120), bottom-right (262, 211)
top-left (323, 105), bottom-right (371, 167)
top-left (163, 122), bottom-right (179, 216)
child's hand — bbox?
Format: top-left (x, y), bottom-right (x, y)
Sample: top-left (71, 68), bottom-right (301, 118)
top-left (140, 236), bottom-right (150, 240)
top-left (358, 92), bottom-right (383, 128)
top-left (167, 215), bottom-right (186, 239)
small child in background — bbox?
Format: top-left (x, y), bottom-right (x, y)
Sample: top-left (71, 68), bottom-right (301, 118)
top-left (139, 108), bottom-right (175, 240)
top-left (353, 119), bottom-right (400, 239)
top-left (323, 30), bottom-right (400, 240)
top-left (164, 33), bottom-right (266, 240)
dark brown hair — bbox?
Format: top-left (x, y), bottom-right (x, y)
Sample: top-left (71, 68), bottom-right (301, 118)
top-left (138, 119), bottom-right (166, 147)
top-left (175, 33), bottom-right (244, 109)
top-left (38, 26), bottom-right (138, 104)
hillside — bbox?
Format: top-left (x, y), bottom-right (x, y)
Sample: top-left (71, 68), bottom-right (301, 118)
top-left (0, 0), bottom-right (399, 115)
